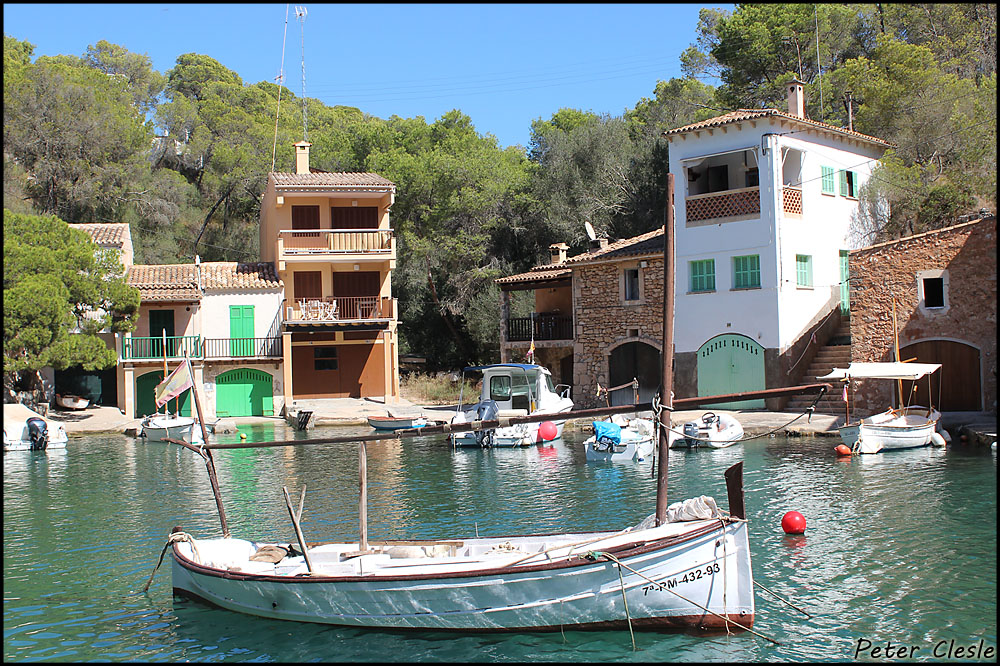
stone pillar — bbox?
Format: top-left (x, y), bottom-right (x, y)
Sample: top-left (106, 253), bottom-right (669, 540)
top-left (282, 331), bottom-right (294, 413)
top-left (122, 366), bottom-right (135, 419)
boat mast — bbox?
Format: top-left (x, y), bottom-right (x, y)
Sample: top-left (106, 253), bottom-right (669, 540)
top-left (655, 173), bottom-right (675, 526)
top-left (891, 299), bottom-right (904, 407)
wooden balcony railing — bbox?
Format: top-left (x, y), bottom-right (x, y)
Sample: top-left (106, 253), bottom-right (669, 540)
top-left (507, 314), bottom-right (574, 342)
top-left (279, 229), bottom-right (393, 254)
top-left (123, 335), bottom-right (202, 360)
top-left (686, 186), bottom-right (761, 222)
top-left (203, 337), bottom-right (282, 359)
top-left (782, 187), bottom-right (803, 215)
top-left (286, 296), bottom-right (396, 322)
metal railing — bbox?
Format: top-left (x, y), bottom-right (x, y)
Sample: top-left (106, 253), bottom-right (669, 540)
top-left (203, 337), bottom-right (282, 359)
top-left (286, 296), bottom-right (394, 322)
top-left (123, 335), bottom-right (202, 360)
top-left (507, 314), bottom-right (574, 341)
top-left (278, 229), bottom-right (393, 254)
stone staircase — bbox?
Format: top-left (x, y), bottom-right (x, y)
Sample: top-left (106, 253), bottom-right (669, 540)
top-left (786, 319), bottom-right (852, 415)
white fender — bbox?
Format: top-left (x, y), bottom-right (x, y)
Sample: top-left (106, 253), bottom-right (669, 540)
top-left (930, 432), bottom-right (947, 447)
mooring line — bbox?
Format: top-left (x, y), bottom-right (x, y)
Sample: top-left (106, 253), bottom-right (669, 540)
top-left (753, 580), bottom-right (813, 618)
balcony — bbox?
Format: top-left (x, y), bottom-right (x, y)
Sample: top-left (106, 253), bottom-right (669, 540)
top-left (123, 335), bottom-right (202, 360)
top-left (277, 229), bottom-right (395, 268)
top-left (122, 335), bottom-right (283, 361)
top-left (686, 186), bottom-right (761, 224)
top-left (286, 296), bottom-right (396, 324)
top-left (507, 314), bottom-right (574, 342)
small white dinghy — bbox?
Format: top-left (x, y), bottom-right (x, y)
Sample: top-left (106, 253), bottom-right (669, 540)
top-left (673, 411), bottom-right (745, 449)
top-left (584, 415), bottom-right (660, 462)
top-left (141, 414), bottom-right (204, 445)
top-left (3, 403), bottom-right (69, 451)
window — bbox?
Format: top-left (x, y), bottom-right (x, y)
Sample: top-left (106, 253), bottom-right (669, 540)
top-left (796, 255), bottom-right (813, 287)
top-left (732, 255), bottom-right (761, 289)
top-left (839, 170), bottom-right (858, 198)
top-left (314, 347), bottom-right (338, 371)
top-left (489, 376), bottom-right (511, 401)
top-left (707, 165), bottom-right (729, 193)
top-left (624, 268), bottom-right (640, 301)
top-left (690, 259), bottom-right (715, 293)
top-left (821, 166), bottom-right (835, 195)
top-left (923, 278), bottom-right (944, 308)
top-left (745, 167), bottom-right (759, 188)
top-left (292, 205), bottom-right (321, 237)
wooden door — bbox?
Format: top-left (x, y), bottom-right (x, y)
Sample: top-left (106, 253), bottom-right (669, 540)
top-left (293, 271), bottom-right (323, 300)
top-left (332, 206), bottom-right (378, 229)
top-left (900, 340), bottom-right (981, 411)
top-left (148, 309), bottom-right (175, 358)
top-left (608, 342), bottom-right (660, 407)
top-left (229, 305), bottom-right (254, 357)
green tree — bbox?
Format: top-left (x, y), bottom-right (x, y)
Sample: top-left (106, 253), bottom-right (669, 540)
top-left (83, 40), bottom-right (165, 113)
top-left (3, 210), bottom-right (140, 384)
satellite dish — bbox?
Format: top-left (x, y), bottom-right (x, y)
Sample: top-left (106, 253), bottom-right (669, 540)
top-left (584, 221), bottom-right (596, 241)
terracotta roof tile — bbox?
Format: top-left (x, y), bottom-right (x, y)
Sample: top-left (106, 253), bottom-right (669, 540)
top-left (127, 264), bottom-right (200, 302)
top-left (271, 172), bottom-right (396, 189)
top-left (665, 109), bottom-right (892, 147)
top-left (495, 266), bottom-right (572, 285)
top-left (564, 228), bottom-right (664, 265)
top-left (69, 222), bottom-right (129, 247)
top-left (200, 262), bottom-right (282, 290)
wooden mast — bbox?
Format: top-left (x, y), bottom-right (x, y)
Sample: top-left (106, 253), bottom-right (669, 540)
top-left (655, 173), bottom-right (675, 526)
top-left (892, 298), bottom-right (904, 406)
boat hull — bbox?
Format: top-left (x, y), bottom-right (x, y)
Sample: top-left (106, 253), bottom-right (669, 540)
top-left (368, 417), bottom-right (429, 431)
top-left (3, 404), bottom-right (69, 451)
top-left (451, 417), bottom-right (567, 447)
top-left (839, 410), bottom-right (938, 453)
top-left (171, 520), bottom-right (754, 632)
top-left (142, 417), bottom-right (203, 445)
top-left (673, 414), bottom-right (744, 449)
top-left (55, 395), bottom-right (90, 410)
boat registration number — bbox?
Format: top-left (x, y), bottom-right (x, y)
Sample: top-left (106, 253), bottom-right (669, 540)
top-left (641, 563), bottom-right (721, 595)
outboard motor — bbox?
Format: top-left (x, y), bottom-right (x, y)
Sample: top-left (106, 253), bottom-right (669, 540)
top-left (682, 421), bottom-right (700, 447)
top-left (474, 400), bottom-right (500, 447)
top-left (26, 417), bottom-right (49, 450)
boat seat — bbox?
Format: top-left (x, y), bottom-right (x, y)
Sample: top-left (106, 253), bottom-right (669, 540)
top-left (497, 409), bottom-right (528, 418)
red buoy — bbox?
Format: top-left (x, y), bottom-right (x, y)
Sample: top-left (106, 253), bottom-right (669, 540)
top-left (538, 421), bottom-right (558, 441)
top-left (781, 511), bottom-right (807, 534)
top-left (835, 444), bottom-right (852, 456)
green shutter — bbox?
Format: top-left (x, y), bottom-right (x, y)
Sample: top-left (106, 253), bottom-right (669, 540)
top-left (690, 259), bottom-right (715, 292)
top-left (839, 250), bottom-right (850, 314)
top-left (821, 166), bottom-right (835, 194)
top-left (229, 305), bottom-right (254, 357)
top-left (796, 255), bottom-right (813, 287)
top-left (733, 255), bottom-right (760, 289)
top-left (839, 170), bottom-right (849, 196)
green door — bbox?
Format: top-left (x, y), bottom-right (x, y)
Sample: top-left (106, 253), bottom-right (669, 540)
top-left (697, 334), bottom-right (765, 409)
top-left (148, 310), bottom-right (175, 358)
top-left (229, 305), bottom-right (255, 357)
top-left (215, 368), bottom-right (273, 417)
top-left (135, 370), bottom-right (191, 417)
top-left (839, 250), bottom-right (850, 315)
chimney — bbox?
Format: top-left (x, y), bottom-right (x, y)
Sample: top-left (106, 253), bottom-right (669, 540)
top-left (786, 78), bottom-right (805, 118)
top-left (548, 242), bottom-right (569, 265)
top-left (589, 238), bottom-right (609, 251)
top-left (294, 140), bottom-right (312, 174)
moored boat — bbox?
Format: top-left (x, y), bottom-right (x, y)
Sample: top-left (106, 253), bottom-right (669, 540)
top-left (367, 415), bottom-right (433, 430)
top-left (449, 364), bottom-right (573, 447)
top-left (55, 394), bottom-right (90, 410)
top-left (584, 416), bottom-right (661, 462)
top-left (3, 403), bottom-right (69, 451)
top-left (820, 362), bottom-right (943, 453)
top-left (673, 411), bottom-right (745, 449)
top-left (141, 414), bottom-right (204, 445)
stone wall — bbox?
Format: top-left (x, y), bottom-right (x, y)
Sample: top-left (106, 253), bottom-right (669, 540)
top-left (848, 218), bottom-right (997, 414)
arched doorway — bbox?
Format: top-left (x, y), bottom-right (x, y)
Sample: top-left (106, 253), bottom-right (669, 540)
top-left (215, 368), bottom-right (275, 417)
top-left (608, 342), bottom-right (660, 407)
top-left (697, 334), bottom-right (765, 409)
top-left (135, 370), bottom-right (191, 418)
top-left (900, 340), bottom-right (982, 411)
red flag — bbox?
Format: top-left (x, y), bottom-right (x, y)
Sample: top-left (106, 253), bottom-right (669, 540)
top-left (842, 383), bottom-right (848, 402)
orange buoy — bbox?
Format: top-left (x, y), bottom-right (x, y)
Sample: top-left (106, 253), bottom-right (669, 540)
top-left (835, 444), bottom-right (852, 456)
top-left (781, 511), bottom-right (807, 534)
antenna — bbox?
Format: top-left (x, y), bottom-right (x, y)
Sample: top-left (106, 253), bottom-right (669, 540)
top-left (295, 5), bottom-right (308, 142)
top-left (584, 220), bottom-right (596, 241)
top-left (271, 4), bottom-right (290, 172)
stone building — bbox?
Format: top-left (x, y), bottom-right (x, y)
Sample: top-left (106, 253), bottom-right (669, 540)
top-left (848, 215), bottom-right (996, 414)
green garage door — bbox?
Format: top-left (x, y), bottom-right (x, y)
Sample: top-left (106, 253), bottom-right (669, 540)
top-left (135, 370), bottom-right (191, 417)
top-left (215, 368), bottom-right (274, 417)
top-left (697, 334), bottom-right (765, 409)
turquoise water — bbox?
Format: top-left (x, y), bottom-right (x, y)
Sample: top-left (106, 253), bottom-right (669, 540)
top-left (3, 424), bottom-right (996, 662)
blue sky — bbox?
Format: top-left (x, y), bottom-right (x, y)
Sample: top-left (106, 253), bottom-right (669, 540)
top-left (3, 3), bottom-right (731, 149)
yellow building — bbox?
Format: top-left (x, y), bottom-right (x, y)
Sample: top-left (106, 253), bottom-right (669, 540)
top-left (259, 141), bottom-right (400, 407)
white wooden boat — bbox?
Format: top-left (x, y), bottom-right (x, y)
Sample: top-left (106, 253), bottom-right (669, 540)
top-left (141, 414), bottom-right (204, 445)
top-left (3, 403), bottom-right (69, 451)
top-left (584, 416), bottom-right (661, 462)
top-left (55, 394), bottom-right (90, 410)
top-left (170, 483), bottom-right (754, 632)
top-left (820, 362), bottom-right (943, 453)
top-left (449, 364), bottom-right (574, 447)
top-left (367, 415), bottom-right (432, 431)
top-left (673, 412), bottom-right (745, 449)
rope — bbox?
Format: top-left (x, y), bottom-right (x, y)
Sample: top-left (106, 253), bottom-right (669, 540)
top-left (586, 550), bottom-right (781, 646)
top-left (140, 531), bottom-right (197, 594)
top-left (612, 556), bottom-right (637, 650)
top-left (753, 580), bottom-right (813, 618)
top-left (786, 307), bottom-right (840, 375)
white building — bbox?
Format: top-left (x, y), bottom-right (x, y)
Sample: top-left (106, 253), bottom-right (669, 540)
top-left (664, 80), bottom-right (891, 406)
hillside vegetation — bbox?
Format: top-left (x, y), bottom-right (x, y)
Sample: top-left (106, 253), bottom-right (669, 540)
top-left (4, 4), bottom-right (995, 370)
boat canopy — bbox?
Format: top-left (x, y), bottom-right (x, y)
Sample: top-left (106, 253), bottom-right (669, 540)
top-left (819, 362), bottom-right (942, 381)
top-left (462, 363), bottom-right (542, 373)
